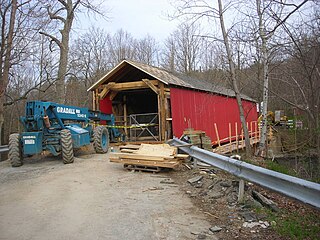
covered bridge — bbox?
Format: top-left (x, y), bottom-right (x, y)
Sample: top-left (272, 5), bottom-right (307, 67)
top-left (87, 60), bottom-right (258, 143)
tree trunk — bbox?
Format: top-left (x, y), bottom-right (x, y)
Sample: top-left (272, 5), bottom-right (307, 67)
top-left (55, 3), bottom-right (74, 104)
top-left (256, 0), bottom-right (269, 157)
top-left (314, 112), bottom-right (320, 171)
top-left (56, 31), bottom-right (69, 103)
top-left (256, 44), bottom-right (269, 157)
top-left (0, 0), bottom-right (17, 159)
top-left (218, 0), bottom-right (252, 156)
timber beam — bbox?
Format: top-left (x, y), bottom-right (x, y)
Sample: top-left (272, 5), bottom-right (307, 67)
top-left (142, 79), bottom-right (159, 94)
top-left (99, 82), bottom-right (115, 99)
top-left (109, 91), bottom-right (118, 101)
top-left (98, 80), bottom-right (159, 99)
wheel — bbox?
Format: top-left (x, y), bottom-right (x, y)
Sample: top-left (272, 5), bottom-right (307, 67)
top-left (60, 129), bottom-right (74, 164)
top-left (9, 133), bottom-right (23, 167)
top-left (93, 126), bottom-right (109, 153)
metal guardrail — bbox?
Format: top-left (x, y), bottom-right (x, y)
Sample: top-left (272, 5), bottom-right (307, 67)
top-left (0, 145), bottom-right (9, 153)
top-left (169, 138), bottom-right (320, 209)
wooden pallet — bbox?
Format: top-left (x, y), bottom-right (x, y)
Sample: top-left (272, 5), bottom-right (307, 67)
top-left (123, 164), bottom-right (162, 173)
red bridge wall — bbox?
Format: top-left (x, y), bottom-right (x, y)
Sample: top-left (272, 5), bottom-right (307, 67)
top-left (170, 87), bottom-right (258, 144)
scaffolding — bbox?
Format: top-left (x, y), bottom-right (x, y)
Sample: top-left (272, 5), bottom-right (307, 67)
top-left (129, 113), bottom-right (159, 141)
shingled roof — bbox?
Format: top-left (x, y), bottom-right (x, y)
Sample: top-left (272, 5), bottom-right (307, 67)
top-left (87, 60), bottom-right (256, 102)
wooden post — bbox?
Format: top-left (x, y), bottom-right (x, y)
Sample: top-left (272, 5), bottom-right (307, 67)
top-left (250, 121), bottom-right (253, 145)
top-left (92, 91), bottom-right (96, 111)
top-left (214, 123), bottom-right (221, 147)
top-left (241, 129), bottom-right (244, 149)
top-left (246, 122), bottom-right (249, 147)
top-left (123, 95), bottom-right (128, 137)
top-left (235, 122), bottom-right (239, 153)
top-left (165, 96), bottom-right (172, 139)
top-left (95, 89), bottom-right (99, 111)
top-left (229, 123), bottom-right (232, 153)
top-left (159, 82), bottom-right (166, 141)
top-left (238, 179), bottom-right (245, 203)
top-left (254, 121), bottom-right (258, 151)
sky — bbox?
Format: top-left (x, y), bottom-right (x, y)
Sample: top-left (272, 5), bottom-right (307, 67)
top-left (75, 0), bottom-right (314, 45)
top-left (76, 0), bottom-right (180, 43)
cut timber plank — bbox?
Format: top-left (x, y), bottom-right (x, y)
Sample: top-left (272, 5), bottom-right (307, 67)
top-left (120, 149), bottom-right (138, 153)
top-left (110, 152), bottom-right (174, 161)
top-left (110, 156), bottom-right (120, 161)
top-left (119, 144), bottom-right (140, 150)
top-left (175, 154), bottom-right (189, 159)
top-left (136, 143), bottom-right (176, 156)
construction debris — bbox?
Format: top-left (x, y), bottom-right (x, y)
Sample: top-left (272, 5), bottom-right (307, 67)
top-left (160, 178), bottom-right (175, 184)
top-left (242, 221), bottom-right (270, 229)
top-left (252, 190), bottom-right (279, 212)
top-left (187, 176), bottom-right (203, 184)
top-left (209, 226), bottom-right (223, 233)
top-left (110, 143), bottom-right (188, 172)
top-left (142, 187), bottom-right (164, 192)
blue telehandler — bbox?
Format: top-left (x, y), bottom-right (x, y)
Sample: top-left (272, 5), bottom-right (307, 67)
top-left (8, 101), bottom-right (121, 167)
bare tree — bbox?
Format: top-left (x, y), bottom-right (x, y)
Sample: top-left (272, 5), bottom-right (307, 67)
top-left (0, 0), bottom-right (17, 148)
top-left (40, 0), bottom-right (104, 104)
top-left (161, 36), bottom-right (176, 72)
top-left (70, 27), bottom-right (111, 83)
top-left (134, 35), bottom-right (159, 65)
top-left (0, 0), bottom-right (64, 148)
top-left (253, 0), bottom-right (308, 157)
top-left (69, 27), bottom-right (111, 107)
top-left (271, 11), bottom-right (320, 161)
top-left (108, 29), bottom-right (136, 66)
top-left (162, 22), bottom-right (203, 74)
top-left (217, 0), bottom-right (252, 156)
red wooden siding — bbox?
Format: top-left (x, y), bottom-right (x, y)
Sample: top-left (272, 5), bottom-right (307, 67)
top-left (170, 87), bottom-right (258, 144)
top-left (99, 94), bottom-right (113, 124)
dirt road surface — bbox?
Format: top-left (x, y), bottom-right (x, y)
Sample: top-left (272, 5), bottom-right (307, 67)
top-left (0, 152), bottom-right (216, 240)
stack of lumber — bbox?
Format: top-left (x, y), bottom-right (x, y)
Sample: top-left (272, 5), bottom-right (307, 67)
top-left (110, 143), bottom-right (188, 170)
top-left (201, 136), bottom-right (212, 151)
top-left (183, 129), bottom-right (204, 148)
top-left (182, 129), bottom-right (212, 151)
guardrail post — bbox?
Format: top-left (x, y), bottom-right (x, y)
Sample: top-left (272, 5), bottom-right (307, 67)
top-left (238, 179), bottom-right (245, 203)
top-left (193, 157), bottom-right (198, 169)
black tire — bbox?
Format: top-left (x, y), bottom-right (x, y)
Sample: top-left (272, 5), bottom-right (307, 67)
top-left (61, 129), bottom-right (74, 164)
top-left (9, 133), bottom-right (23, 167)
top-left (93, 126), bottom-right (109, 153)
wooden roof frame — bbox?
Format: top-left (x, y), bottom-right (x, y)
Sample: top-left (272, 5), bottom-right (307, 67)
top-left (87, 60), bottom-right (168, 92)
top-left (98, 80), bottom-right (159, 99)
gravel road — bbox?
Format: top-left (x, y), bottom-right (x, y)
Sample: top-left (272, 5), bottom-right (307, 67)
top-left (0, 151), bottom-right (216, 240)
